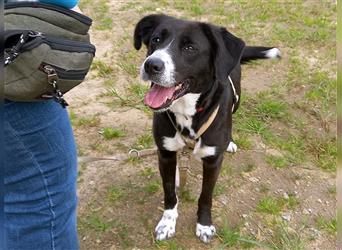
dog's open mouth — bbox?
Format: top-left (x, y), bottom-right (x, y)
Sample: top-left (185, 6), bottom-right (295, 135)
top-left (144, 80), bottom-right (190, 110)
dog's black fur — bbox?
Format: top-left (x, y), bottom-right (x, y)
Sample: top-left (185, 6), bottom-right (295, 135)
top-left (134, 14), bottom-right (280, 242)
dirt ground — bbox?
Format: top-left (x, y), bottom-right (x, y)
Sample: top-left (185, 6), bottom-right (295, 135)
top-left (66, 1), bottom-right (336, 249)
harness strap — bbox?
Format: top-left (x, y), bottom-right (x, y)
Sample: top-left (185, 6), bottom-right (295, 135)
top-left (195, 105), bottom-right (219, 139)
top-left (228, 75), bottom-right (239, 112)
top-left (166, 104), bottom-right (220, 147)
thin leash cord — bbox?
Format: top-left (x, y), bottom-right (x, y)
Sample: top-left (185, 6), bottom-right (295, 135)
top-left (166, 110), bottom-right (180, 134)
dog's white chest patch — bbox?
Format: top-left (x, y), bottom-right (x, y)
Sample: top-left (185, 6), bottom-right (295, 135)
top-left (193, 138), bottom-right (216, 159)
top-left (163, 132), bottom-right (186, 152)
top-left (170, 93), bottom-right (200, 138)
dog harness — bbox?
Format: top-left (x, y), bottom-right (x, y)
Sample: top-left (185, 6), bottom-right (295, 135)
top-left (229, 75), bottom-right (239, 112)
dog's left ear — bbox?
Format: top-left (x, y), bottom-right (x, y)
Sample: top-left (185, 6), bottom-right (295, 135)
top-left (200, 23), bottom-right (245, 82)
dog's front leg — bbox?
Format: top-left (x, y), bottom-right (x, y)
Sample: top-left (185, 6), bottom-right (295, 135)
top-left (226, 110), bottom-right (238, 153)
top-left (155, 149), bottom-right (178, 240)
top-left (196, 154), bottom-right (223, 243)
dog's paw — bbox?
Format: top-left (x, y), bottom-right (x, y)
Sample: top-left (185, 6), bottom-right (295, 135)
top-left (155, 208), bottom-right (178, 241)
top-left (226, 141), bottom-right (238, 153)
top-left (196, 223), bottom-right (216, 243)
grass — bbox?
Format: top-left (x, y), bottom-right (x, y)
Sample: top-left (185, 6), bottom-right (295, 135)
top-left (217, 219), bottom-right (263, 249)
top-left (133, 133), bottom-right (154, 150)
top-left (257, 197), bottom-right (283, 215)
top-left (139, 167), bottom-right (157, 178)
top-left (266, 220), bottom-right (306, 250)
top-left (101, 127), bottom-right (125, 140)
top-left (266, 155), bottom-right (288, 169)
top-left (256, 195), bottom-right (299, 215)
top-left (107, 186), bottom-right (123, 203)
top-left (83, 0), bottom-right (113, 30)
top-left (109, 83), bottom-right (151, 113)
top-left (179, 189), bottom-right (197, 203)
top-left (155, 239), bottom-right (185, 250)
top-left (145, 180), bottom-right (160, 194)
top-left (74, 115), bottom-right (101, 127)
top-left (79, 214), bottom-right (115, 232)
top-left (91, 60), bottom-right (114, 77)
top-left (234, 134), bottom-right (252, 150)
top-left (315, 216), bottom-right (337, 235)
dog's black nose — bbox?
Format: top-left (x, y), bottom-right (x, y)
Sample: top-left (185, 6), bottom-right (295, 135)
top-left (144, 58), bottom-right (165, 75)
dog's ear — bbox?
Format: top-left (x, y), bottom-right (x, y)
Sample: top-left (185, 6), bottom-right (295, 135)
top-left (200, 23), bottom-right (245, 82)
top-left (134, 14), bottom-right (167, 50)
top-left (216, 27), bottom-right (245, 80)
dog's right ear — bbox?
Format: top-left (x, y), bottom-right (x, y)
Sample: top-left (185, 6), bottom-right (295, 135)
top-left (134, 14), bottom-right (166, 50)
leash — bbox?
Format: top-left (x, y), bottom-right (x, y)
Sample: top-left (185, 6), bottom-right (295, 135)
top-left (78, 148), bottom-right (157, 164)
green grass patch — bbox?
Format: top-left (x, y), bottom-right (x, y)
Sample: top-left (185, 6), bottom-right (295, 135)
top-left (214, 183), bottom-right (228, 197)
top-left (109, 83), bottom-right (151, 113)
top-left (133, 133), bottom-right (154, 150)
top-left (179, 189), bottom-right (197, 203)
top-left (145, 180), bottom-right (160, 194)
top-left (254, 98), bottom-right (287, 120)
top-left (155, 239), bottom-right (185, 250)
top-left (234, 134), bottom-right (252, 150)
top-left (257, 195), bottom-right (299, 215)
top-left (265, 155), bottom-right (288, 169)
top-left (257, 197), bottom-right (283, 215)
top-left (315, 216), bottom-right (336, 235)
top-left (91, 0), bottom-right (113, 30)
top-left (139, 167), bottom-right (157, 178)
top-left (107, 186), bottom-right (123, 203)
top-left (327, 185), bottom-right (336, 196)
top-left (218, 219), bottom-right (263, 248)
top-left (266, 220), bottom-right (306, 250)
top-left (79, 214), bottom-right (115, 232)
top-left (101, 127), bottom-right (125, 140)
top-left (74, 115), bottom-right (101, 127)
top-left (91, 60), bottom-right (114, 77)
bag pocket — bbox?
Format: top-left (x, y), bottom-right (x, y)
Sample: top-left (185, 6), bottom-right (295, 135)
top-left (5, 30), bottom-right (96, 103)
top-left (5, 2), bottom-right (93, 42)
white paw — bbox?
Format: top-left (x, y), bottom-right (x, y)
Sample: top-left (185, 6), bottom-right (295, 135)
top-left (227, 141), bottom-right (238, 153)
top-left (155, 206), bottom-right (178, 241)
top-left (196, 223), bottom-right (216, 243)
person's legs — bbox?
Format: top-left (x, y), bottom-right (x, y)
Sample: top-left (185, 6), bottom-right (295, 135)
top-left (4, 100), bottom-right (79, 250)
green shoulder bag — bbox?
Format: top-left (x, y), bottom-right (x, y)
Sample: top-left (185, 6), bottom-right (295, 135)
top-left (5, 2), bottom-right (96, 107)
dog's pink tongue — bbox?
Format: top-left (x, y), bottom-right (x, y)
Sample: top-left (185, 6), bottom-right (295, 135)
top-left (144, 84), bottom-right (176, 109)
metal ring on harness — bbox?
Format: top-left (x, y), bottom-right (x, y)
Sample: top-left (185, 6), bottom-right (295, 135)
top-left (128, 149), bottom-right (140, 158)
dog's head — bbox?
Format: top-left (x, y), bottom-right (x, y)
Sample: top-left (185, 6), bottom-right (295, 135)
top-left (134, 14), bottom-right (245, 111)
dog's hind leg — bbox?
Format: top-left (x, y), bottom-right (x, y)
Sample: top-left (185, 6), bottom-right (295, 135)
top-left (155, 149), bottom-right (178, 240)
top-left (196, 154), bottom-right (223, 243)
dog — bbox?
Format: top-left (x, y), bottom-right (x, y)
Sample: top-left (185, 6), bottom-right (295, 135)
top-left (133, 14), bottom-right (280, 243)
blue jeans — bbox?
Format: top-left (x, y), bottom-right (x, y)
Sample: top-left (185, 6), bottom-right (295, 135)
top-left (4, 100), bottom-right (79, 250)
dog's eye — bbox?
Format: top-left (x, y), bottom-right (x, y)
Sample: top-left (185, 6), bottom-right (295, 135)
top-left (183, 45), bottom-right (195, 51)
top-left (151, 37), bottom-right (161, 44)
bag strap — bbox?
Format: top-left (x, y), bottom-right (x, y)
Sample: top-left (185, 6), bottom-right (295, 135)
top-left (5, 32), bottom-right (28, 66)
top-left (5, 31), bottom-right (42, 67)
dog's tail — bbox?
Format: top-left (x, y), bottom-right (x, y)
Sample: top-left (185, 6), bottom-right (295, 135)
top-left (241, 46), bottom-right (281, 63)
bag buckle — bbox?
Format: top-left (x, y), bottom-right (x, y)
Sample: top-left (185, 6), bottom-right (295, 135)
top-left (42, 65), bottom-right (69, 108)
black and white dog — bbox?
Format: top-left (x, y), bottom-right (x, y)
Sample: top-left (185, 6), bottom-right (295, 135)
top-left (134, 14), bottom-right (280, 243)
